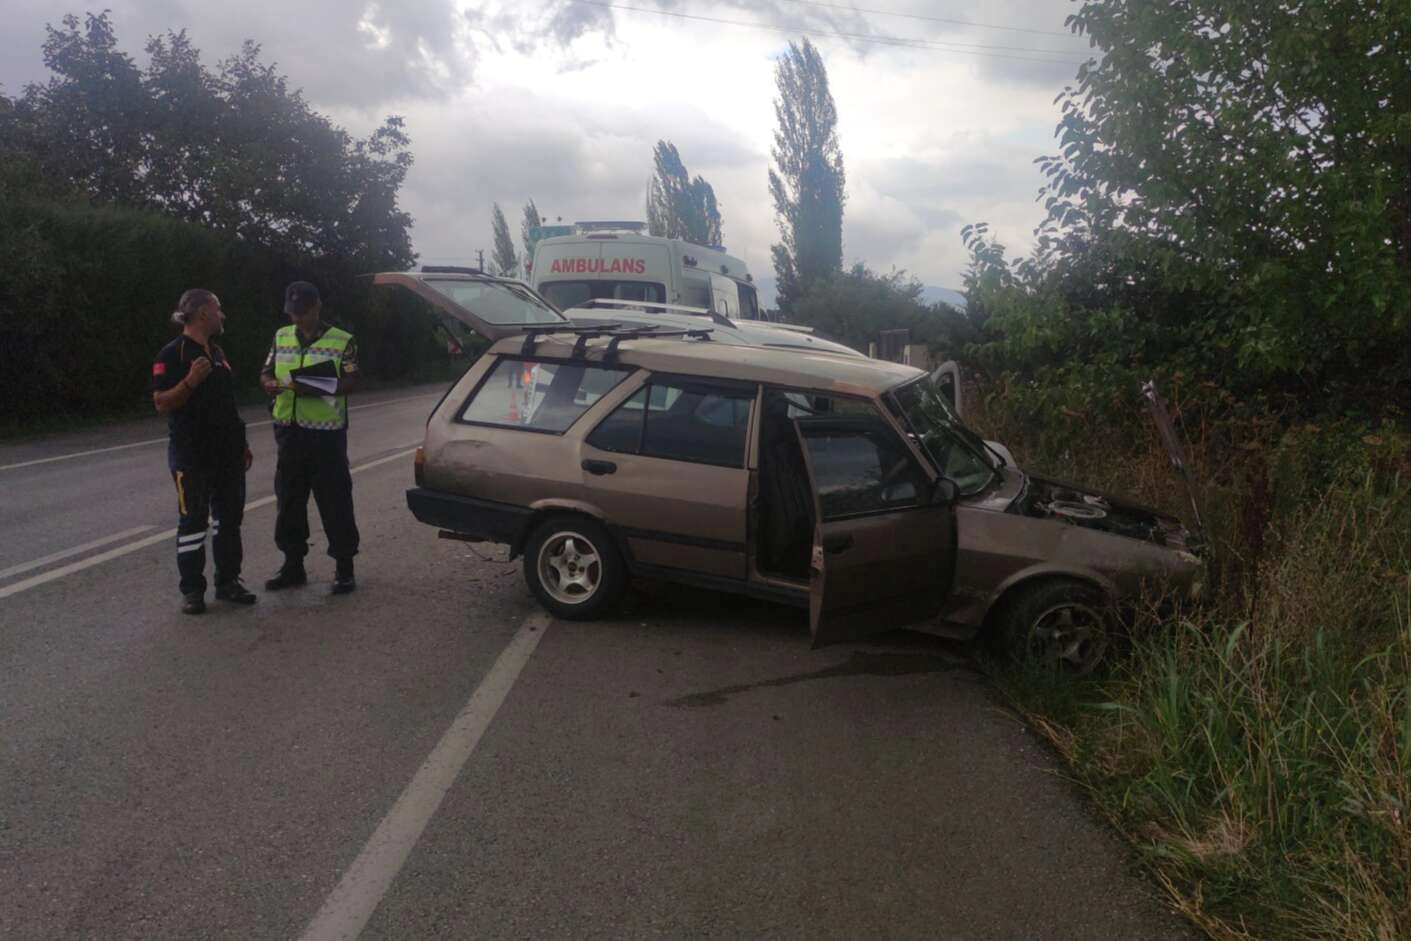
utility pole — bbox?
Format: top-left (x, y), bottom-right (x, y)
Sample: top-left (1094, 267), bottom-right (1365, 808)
top-left (476, 249), bottom-right (485, 271)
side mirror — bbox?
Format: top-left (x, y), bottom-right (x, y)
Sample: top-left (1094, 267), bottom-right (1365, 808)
top-left (931, 478), bottom-right (957, 505)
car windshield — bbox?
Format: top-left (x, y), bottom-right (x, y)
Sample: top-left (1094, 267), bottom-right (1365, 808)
top-left (423, 278), bottom-right (565, 325)
top-left (888, 377), bottom-right (999, 495)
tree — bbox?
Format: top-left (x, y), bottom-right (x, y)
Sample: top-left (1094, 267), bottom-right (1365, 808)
top-left (645, 140), bottom-right (723, 246)
top-left (1029, 0), bottom-right (1411, 388)
top-left (490, 202), bottom-right (518, 275)
top-left (10, 12), bottom-right (415, 270)
top-left (768, 38), bottom-right (846, 315)
top-left (520, 199), bottom-right (542, 262)
top-left (791, 263), bottom-right (972, 355)
top-left (18, 13), bottom-right (149, 205)
top-left (0, 89), bottom-right (47, 199)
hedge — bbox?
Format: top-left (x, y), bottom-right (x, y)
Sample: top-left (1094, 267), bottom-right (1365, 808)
top-left (0, 196), bottom-right (451, 426)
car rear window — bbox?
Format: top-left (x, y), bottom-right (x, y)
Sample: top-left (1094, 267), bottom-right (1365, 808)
top-left (459, 357), bottom-right (631, 433)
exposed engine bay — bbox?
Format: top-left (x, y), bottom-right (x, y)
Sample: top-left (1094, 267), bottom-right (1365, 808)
top-left (1014, 476), bottom-right (1191, 549)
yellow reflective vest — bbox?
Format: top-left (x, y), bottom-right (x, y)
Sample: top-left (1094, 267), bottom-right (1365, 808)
top-left (270, 324), bottom-right (353, 430)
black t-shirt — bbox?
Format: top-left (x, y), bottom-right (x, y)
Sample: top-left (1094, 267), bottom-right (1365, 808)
top-left (151, 335), bottom-right (247, 467)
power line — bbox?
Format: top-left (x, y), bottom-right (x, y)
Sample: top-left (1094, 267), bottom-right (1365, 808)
top-left (775, 0), bottom-right (1073, 38)
top-left (571, 1), bottom-right (1082, 64)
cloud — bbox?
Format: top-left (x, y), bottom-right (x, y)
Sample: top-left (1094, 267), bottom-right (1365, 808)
top-left (378, 82), bottom-right (763, 267)
top-left (1, 0), bottom-right (1090, 307)
top-left (465, 0), bottom-right (617, 57)
top-left (0, 1), bottom-right (475, 108)
top-left (559, 0), bottom-right (1091, 86)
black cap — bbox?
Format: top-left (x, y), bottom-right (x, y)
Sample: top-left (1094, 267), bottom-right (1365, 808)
top-left (284, 281), bottom-right (321, 314)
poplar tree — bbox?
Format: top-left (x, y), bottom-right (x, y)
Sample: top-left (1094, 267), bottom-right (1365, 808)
top-left (768, 38), bottom-right (846, 314)
top-left (490, 202), bottom-right (517, 275)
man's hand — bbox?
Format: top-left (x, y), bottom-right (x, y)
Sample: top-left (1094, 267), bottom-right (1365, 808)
top-left (243, 448), bottom-right (254, 472)
top-left (186, 356), bottom-right (213, 388)
top-left (260, 374), bottom-right (282, 397)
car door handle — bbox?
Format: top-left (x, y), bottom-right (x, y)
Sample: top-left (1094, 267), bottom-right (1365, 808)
top-left (822, 533), bottom-right (854, 554)
top-left (582, 459), bottom-right (617, 476)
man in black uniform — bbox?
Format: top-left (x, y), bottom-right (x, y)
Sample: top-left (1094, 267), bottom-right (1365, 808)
top-left (259, 282), bottom-right (362, 595)
top-left (152, 289), bottom-right (257, 614)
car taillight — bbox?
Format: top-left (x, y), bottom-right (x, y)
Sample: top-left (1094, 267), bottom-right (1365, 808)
top-left (414, 446), bottom-right (425, 487)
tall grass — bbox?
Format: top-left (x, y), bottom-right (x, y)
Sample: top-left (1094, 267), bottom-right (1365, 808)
top-left (969, 383), bottom-right (1411, 939)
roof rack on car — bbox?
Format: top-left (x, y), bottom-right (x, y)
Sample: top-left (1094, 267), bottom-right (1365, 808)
top-left (519, 325), bottom-right (615, 358)
top-left (602, 328), bottom-right (712, 366)
top-left (572, 324), bottom-right (653, 357)
top-left (575, 298), bottom-right (711, 315)
top-left (574, 298), bottom-right (739, 330)
top-left (515, 323), bottom-right (713, 359)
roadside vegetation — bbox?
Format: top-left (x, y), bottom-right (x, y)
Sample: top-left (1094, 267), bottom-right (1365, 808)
top-left (969, 388), bottom-right (1410, 940)
top-left (943, 3), bottom-right (1411, 937)
top-left (0, 13), bottom-right (452, 430)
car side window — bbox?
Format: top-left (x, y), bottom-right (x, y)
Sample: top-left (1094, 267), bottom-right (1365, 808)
top-left (587, 378), bottom-right (755, 468)
top-left (797, 416), bottom-right (931, 520)
top-left (459, 357), bottom-right (630, 433)
top-left (586, 387), bottom-right (646, 453)
top-left (781, 391), bottom-right (875, 419)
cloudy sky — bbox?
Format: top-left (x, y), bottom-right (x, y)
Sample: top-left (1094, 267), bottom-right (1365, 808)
top-left (0, 0), bottom-right (1095, 303)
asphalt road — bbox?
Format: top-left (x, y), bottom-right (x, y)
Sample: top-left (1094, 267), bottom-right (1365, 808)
top-left (0, 385), bottom-right (1193, 940)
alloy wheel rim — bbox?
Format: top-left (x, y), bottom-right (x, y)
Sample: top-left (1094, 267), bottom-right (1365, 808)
top-left (1029, 601), bottom-right (1108, 673)
top-left (537, 532), bottom-right (603, 605)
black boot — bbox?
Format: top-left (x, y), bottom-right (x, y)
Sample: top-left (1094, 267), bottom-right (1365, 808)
top-left (265, 560), bottom-right (308, 591)
top-left (215, 578), bottom-right (257, 604)
top-left (182, 592), bottom-right (206, 615)
top-left (331, 559), bottom-right (356, 595)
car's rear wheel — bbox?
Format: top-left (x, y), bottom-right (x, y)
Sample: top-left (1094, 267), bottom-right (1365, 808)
top-left (994, 579), bottom-right (1111, 674)
top-left (523, 516), bottom-right (626, 620)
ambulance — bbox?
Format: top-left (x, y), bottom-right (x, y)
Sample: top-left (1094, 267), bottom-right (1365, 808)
top-left (528, 221), bottom-right (764, 321)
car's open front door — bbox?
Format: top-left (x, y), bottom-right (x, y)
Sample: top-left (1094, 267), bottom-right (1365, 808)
top-left (794, 415), bottom-right (958, 647)
top-left (371, 271), bottom-right (571, 342)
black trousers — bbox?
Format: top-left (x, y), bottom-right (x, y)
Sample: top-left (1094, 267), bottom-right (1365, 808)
top-left (171, 461), bottom-right (246, 596)
top-left (273, 426), bottom-right (360, 564)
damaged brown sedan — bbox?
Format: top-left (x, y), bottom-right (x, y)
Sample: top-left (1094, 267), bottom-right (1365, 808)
top-left (389, 271), bottom-right (1205, 670)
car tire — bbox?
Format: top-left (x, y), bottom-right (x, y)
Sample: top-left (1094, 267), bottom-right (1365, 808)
top-left (522, 516), bottom-right (626, 620)
top-left (993, 579), bottom-right (1111, 674)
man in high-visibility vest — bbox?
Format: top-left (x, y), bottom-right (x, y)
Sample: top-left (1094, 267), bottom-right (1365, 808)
top-left (258, 281), bottom-right (361, 595)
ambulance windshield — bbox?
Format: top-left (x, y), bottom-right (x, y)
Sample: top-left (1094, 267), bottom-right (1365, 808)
top-left (540, 280), bottom-right (667, 311)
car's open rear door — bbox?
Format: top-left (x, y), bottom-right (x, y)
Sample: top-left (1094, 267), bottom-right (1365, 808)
top-left (794, 416), bottom-right (957, 647)
top-left (371, 271), bottom-right (571, 342)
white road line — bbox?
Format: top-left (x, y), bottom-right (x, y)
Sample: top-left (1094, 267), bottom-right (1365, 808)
top-left (0, 526), bottom-right (156, 581)
top-left (0, 447), bottom-right (418, 600)
top-left (0, 435), bottom-right (169, 471)
top-left (0, 394), bottom-right (438, 472)
top-left (299, 611), bottom-right (552, 941)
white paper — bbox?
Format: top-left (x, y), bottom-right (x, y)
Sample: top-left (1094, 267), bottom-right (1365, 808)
top-left (295, 375), bottom-right (339, 394)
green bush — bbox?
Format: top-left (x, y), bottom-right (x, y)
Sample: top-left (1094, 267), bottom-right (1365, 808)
top-left (969, 384), bottom-right (1411, 940)
top-left (0, 196), bottom-right (448, 429)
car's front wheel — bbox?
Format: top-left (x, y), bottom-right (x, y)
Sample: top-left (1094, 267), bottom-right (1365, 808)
top-left (523, 516), bottom-right (626, 620)
top-left (994, 579), bottom-right (1111, 674)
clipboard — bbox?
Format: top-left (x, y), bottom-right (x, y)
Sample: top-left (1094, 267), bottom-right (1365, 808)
top-left (291, 359), bottom-right (339, 394)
